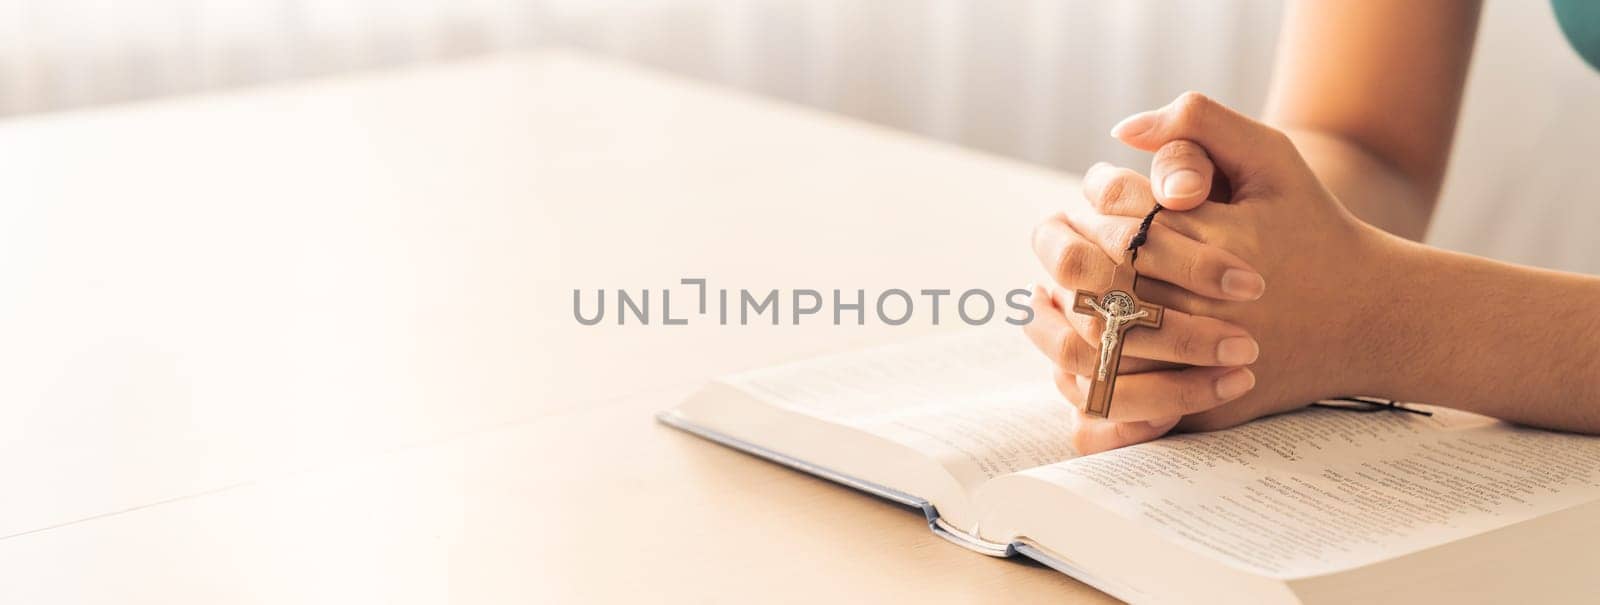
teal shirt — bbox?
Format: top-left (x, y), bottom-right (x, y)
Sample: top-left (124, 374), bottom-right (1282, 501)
top-left (1553, 0), bottom-right (1600, 72)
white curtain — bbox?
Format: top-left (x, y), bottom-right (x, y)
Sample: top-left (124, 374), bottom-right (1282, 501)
top-left (0, 0), bottom-right (542, 114)
top-left (0, 0), bottom-right (1284, 174)
top-left (579, 0), bottom-right (1286, 173)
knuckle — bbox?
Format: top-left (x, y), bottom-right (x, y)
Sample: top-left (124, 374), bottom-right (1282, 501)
top-left (1097, 171), bottom-right (1133, 207)
top-left (1053, 239), bottom-right (1093, 283)
top-left (1172, 328), bottom-right (1201, 363)
top-left (1171, 91), bottom-right (1213, 124)
top-left (1174, 90), bottom-right (1213, 111)
top-left (1097, 221), bottom-right (1136, 250)
top-left (1181, 246), bottom-right (1212, 290)
top-left (1157, 139), bottom-right (1205, 163)
top-left (1178, 373), bottom-right (1216, 413)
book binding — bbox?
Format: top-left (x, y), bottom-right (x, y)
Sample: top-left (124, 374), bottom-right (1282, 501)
top-left (656, 411), bottom-right (1139, 599)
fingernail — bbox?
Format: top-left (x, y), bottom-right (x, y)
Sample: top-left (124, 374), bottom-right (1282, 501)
top-left (1214, 368), bottom-right (1256, 400)
top-left (1110, 111), bottom-right (1159, 139)
top-left (1220, 269), bottom-right (1266, 300)
top-left (1162, 169), bottom-right (1206, 199)
top-left (1216, 337), bottom-right (1259, 365)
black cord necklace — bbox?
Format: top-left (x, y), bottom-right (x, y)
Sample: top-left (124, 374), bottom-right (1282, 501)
top-left (1312, 396), bottom-right (1432, 416)
top-left (1126, 204), bottom-right (1161, 260)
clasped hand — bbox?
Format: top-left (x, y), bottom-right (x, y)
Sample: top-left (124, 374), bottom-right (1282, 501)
top-left (1025, 92), bottom-right (1411, 454)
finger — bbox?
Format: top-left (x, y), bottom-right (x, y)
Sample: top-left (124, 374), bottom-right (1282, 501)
top-left (1132, 277), bottom-right (1199, 313)
top-left (1032, 216), bottom-right (1117, 291)
top-left (1050, 285), bottom-right (1258, 367)
top-left (1081, 162), bottom-right (1159, 218)
top-left (1062, 366), bottom-right (1255, 423)
top-left (1067, 411), bottom-right (1182, 455)
top-left (1024, 284), bottom-right (1165, 375)
top-left (1110, 91), bottom-right (1305, 188)
top-left (1058, 209), bottom-right (1266, 301)
top-left (1149, 140), bottom-right (1219, 210)
top-left (1051, 374), bottom-right (1183, 453)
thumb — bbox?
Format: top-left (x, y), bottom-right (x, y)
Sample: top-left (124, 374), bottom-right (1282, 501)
top-left (1110, 92), bottom-right (1305, 190)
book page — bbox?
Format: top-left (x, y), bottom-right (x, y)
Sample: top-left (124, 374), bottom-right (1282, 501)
top-left (721, 329), bottom-right (1077, 495)
top-left (1025, 406), bottom-right (1600, 578)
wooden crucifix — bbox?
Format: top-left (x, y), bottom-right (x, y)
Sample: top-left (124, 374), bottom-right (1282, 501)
top-left (1071, 248), bottom-right (1164, 418)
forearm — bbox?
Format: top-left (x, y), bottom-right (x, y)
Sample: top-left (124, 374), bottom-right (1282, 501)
top-left (1365, 234), bottom-right (1600, 431)
top-left (1280, 128), bottom-right (1435, 240)
top-left (1262, 0), bottom-right (1480, 240)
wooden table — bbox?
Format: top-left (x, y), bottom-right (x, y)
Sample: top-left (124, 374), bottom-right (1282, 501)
top-left (0, 50), bottom-right (1114, 603)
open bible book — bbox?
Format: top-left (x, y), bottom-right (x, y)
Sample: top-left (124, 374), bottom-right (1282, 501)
top-left (658, 329), bottom-right (1600, 604)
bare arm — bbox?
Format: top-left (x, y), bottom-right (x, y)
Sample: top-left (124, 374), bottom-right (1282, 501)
top-left (1376, 236), bottom-right (1600, 432)
top-left (1089, 91), bottom-right (1600, 447)
top-left (1263, 0), bottom-right (1482, 240)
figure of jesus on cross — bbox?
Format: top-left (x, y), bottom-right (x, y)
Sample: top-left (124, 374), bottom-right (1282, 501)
top-left (1070, 248), bottom-right (1164, 418)
top-left (1082, 291), bottom-right (1148, 381)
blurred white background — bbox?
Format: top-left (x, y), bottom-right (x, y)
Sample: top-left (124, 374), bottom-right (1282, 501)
top-left (1, 0), bottom-right (1596, 272)
top-left (0, 0), bottom-right (1282, 173)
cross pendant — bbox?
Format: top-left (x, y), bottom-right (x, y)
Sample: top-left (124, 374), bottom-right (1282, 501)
top-left (1070, 249), bottom-right (1165, 418)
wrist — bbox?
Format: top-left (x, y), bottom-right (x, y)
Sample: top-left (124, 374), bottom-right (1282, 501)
top-left (1340, 225), bottom-right (1432, 400)
top-left (1281, 128), bottom-right (1437, 241)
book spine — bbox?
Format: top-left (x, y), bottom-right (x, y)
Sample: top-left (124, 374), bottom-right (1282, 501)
top-left (658, 412), bottom-right (1026, 559)
top-left (656, 411), bottom-right (933, 516)
top-left (929, 518), bottom-right (1014, 557)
